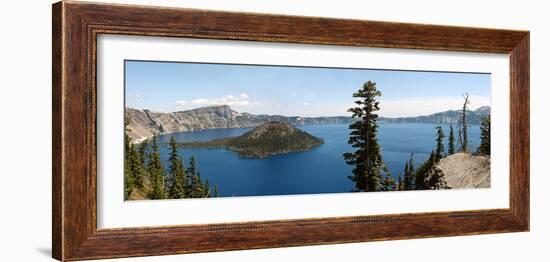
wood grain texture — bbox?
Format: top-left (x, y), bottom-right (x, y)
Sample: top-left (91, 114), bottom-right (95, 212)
top-left (52, 1), bottom-right (530, 261)
top-left (509, 35), bottom-right (530, 227)
top-left (52, 2), bottom-right (63, 260)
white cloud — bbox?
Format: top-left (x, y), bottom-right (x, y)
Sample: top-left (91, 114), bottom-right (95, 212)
top-left (378, 95), bottom-right (491, 118)
top-left (302, 102), bottom-right (309, 106)
top-left (175, 93), bottom-right (261, 110)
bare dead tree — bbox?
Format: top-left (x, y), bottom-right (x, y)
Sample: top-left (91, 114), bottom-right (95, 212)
top-left (459, 93), bottom-right (470, 153)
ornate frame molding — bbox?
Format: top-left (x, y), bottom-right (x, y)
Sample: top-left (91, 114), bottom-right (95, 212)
top-left (53, 1), bottom-right (529, 261)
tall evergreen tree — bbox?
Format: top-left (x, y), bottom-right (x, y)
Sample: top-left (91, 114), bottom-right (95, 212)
top-left (448, 125), bottom-right (455, 155)
top-left (458, 93), bottom-right (470, 153)
top-left (422, 128), bottom-right (450, 189)
top-left (169, 158), bottom-right (186, 199)
top-left (124, 115), bottom-right (131, 160)
top-left (403, 161), bottom-right (409, 188)
top-left (191, 173), bottom-right (205, 198)
top-left (380, 165), bottom-right (396, 191)
top-left (403, 153), bottom-right (414, 190)
top-left (414, 151), bottom-right (435, 190)
top-left (137, 139), bottom-right (148, 167)
top-left (124, 115), bottom-right (135, 199)
top-left (167, 136), bottom-right (179, 188)
top-left (124, 167), bottom-right (134, 200)
top-left (343, 81), bottom-right (386, 192)
top-left (478, 115), bottom-right (491, 156)
top-left (435, 126), bottom-right (445, 161)
top-left (186, 155), bottom-right (197, 196)
top-left (187, 156), bottom-right (206, 198)
top-left (168, 136), bottom-right (186, 199)
top-left (128, 144), bottom-right (145, 187)
top-left (204, 179), bottom-right (211, 197)
top-left (397, 174), bottom-right (404, 191)
top-left (124, 138), bottom-right (134, 200)
top-left (213, 184), bottom-right (220, 197)
top-left (148, 134), bottom-right (166, 199)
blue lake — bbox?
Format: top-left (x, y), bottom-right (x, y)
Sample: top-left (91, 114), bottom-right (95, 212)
top-left (157, 123), bottom-right (480, 197)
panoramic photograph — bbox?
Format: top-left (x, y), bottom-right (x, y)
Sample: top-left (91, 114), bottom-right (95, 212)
top-left (123, 60), bottom-right (491, 200)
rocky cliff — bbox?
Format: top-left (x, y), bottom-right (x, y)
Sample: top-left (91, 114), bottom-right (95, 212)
top-left (126, 105), bottom-right (353, 141)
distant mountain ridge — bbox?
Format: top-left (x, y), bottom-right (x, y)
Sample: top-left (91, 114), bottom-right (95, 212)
top-left (126, 105), bottom-right (490, 141)
top-left (379, 106), bottom-right (491, 125)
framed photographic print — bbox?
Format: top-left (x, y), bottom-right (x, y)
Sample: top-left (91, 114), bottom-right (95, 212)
top-left (52, 1), bottom-right (529, 261)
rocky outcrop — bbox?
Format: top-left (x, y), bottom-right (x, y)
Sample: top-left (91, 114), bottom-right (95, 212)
top-left (436, 153), bottom-right (490, 189)
top-left (126, 105), bottom-right (353, 141)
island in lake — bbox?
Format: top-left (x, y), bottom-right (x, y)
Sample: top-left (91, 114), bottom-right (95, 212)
top-left (175, 121), bottom-right (325, 158)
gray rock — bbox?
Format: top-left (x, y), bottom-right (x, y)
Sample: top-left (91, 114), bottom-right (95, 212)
top-left (437, 153), bottom-right (491, 189)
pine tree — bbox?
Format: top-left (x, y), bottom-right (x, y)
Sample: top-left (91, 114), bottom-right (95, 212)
top-left (403, 162), bottom-right (409, 189)
top-left (128, 144), bottom-right (145, 187)
top-left (168, 136), bottom-right (186, 199)
top-left (414, 151), bottom-right (435, 190)
top-left (458, 93), bottom-right (470, 153)
top-left (187, 156), bottom-right (206, 198)
top-left (213, 184), bottom-right (220, 197)
top-left (420, 128), bottom-right (450, 190)
top-left (124, 168), bottom-right (134, 200)
top-left (380, 165), bottom-right (396, 191)
top-left (137, 139), bottom-right (148, 167)
top-left (425, 166), bottom-right (449, 190)
top-left (124, 116), bottom-right (131, 160)
top-left (186, 155), bottom-right (196, 196)
top-left (191, 173), bottom-right (205, 198)
top-left (397, 174), bottom-right (404, 191)
top-left (124, 145), bottom-right (134, 200)
top-left (343, 81), bottom-right (386, 192)
top-left (448, 125), bottom-right (455, 155)
top-left (478, 116), bottom-right (491, 156)
top-left (167, 136), bottom-right (178, 188)
top-left (148, 134), bottom-right (166, 199)
top-left (435, 126), bottom-right (445, 161)
top-left (204, 179), bottom-right (211, 197)
top-left (403, 153), bottom-right (414, 190)
top-left (124, 115), bottom-right (135, 200)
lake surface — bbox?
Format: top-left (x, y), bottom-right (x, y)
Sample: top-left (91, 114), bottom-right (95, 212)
top-left (157, 123), bottom-right (480, 197)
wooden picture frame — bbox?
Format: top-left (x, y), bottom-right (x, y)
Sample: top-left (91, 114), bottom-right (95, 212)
top-left (52, 1), bottom-right (529, 261)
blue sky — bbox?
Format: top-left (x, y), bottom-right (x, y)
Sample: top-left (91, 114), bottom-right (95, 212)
top-left (125, 60), bottom-right (491, 117)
